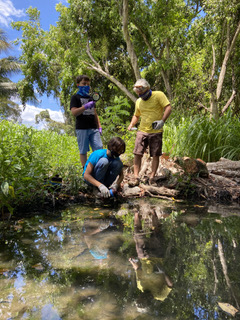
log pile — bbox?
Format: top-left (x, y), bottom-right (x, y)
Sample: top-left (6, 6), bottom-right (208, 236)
top-left (121, 155), bottom-right (240, 204)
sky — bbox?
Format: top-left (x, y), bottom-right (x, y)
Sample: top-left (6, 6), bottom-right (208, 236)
top-left (0, 0), bottom-right (67, 129)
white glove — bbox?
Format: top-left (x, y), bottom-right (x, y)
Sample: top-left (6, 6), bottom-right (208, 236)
top-left (110, 182), bottom-right (119, 192)
top-left (98, 184), bottom-right (110, 198)
top-left (152, 120), bottom-right (164, 130)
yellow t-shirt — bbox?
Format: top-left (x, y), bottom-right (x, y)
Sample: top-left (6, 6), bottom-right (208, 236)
top-left (134, 91), bottom-right (170, 133)
top-left (135, 258), bottom-right (172, 301)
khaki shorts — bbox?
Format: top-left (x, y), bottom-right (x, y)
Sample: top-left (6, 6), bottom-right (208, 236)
top-left (133, 131), bottom-right (163, 157)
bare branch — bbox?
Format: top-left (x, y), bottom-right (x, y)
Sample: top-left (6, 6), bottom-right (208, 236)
top-left (86, 40), bottom-right (101, 69)
top-left (220, 90), bottom-right (236, 115)
top-left (216, 21), bottom-right (240, 100)
top-left (210, 45), bottom-right (215, 82)
top-left (83, 60), bottom-right (137, 103)
top-left (121, 0), bottom-right (141, 80)
top-left (132, 21), bottom-right (172, 99)
top-left (133, 22), bottom-right (165, 61)
top-left (198, 102), bottom-right (210, 112)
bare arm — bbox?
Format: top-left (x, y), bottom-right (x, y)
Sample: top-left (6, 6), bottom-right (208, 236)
top-left (94, 109), bottom-right (101, 128)
top-left (128, 115), bottom-right (139, 130)
top-left (71, 106), bottom-right (85, 117)
top-left (115, 169), bottom-right (124, 186)
top-left (162, 104), bottom-right (172, 122)
top-left (84, 163), bottom-right (102, 188)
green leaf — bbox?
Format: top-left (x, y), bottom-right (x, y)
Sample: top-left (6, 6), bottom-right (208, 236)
top-left (1, 181), bottom-right (9, 196)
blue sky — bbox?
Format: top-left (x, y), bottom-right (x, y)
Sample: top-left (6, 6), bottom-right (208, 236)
top-left (0, 0), bottom-right (67, 128)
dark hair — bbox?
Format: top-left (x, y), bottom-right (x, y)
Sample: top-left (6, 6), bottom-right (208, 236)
top-left (107, 137), bottom-right (126, 154)
top-left (76, 75), bottom-right (90, 84)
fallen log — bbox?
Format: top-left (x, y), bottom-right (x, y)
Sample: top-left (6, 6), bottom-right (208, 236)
top-left (210, 173), bottom-right (238, 187)
top-left (117, 154), bottom-right (240, 204)
top-left (207, 158), bottom-right (240, 171)
top-left (139, 184), bottom-right (180, 197)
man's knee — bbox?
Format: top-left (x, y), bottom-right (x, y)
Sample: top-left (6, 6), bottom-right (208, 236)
top-left (96, 157), bottom-right (109, 168)
top-left (112, 159), bottom-right (123, 171)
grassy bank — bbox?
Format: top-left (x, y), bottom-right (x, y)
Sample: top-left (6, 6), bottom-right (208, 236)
top-left (0, 120), bottom-right (81, 215)
top-left (1, 111), bottom-right (240, 216)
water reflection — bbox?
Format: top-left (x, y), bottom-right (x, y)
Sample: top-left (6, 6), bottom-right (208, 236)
top-left (0, 201), bottom-right (240, 319)
top-left (129, 209), bottom-right (173, 303)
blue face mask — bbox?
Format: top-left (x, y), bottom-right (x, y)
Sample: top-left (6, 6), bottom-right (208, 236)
top-left (77, 86), bottom-right (90, 97)
top-left (140, 89), bottom-right (152, 101)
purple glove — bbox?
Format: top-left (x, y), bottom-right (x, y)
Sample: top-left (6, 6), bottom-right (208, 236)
top-left (84, 101), bottom-right (95, 110)
top-left (99, 127), bottom-right (102, 135)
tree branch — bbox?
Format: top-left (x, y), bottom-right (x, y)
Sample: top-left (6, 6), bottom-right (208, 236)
top-left (216, 20), bottom-right (240, 100)
top-left (210, 45), bottom-right (215, 82)
top-left (220, 89), bottom-right (236, 115)
top-left (121, 0), bottom-right (141, 80)
top-left (83, 60), bottom-right (137, 103)
top-left (85, 40), bottom-right (136, 102)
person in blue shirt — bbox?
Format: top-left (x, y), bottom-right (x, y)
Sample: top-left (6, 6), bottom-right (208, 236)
top-left (83, 137), bottom-right (126, 198)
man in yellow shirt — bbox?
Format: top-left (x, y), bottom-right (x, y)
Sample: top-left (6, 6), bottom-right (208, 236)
top-left (128, 79), bottom-right (172, 185)
top-left (129, 210), bottom-right (173, 301)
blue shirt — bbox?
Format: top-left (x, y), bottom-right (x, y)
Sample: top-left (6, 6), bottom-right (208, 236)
top-left (83, 149), bottom-right (119, 176)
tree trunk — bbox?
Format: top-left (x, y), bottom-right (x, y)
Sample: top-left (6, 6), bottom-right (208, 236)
top-left (121, 0), bottom-right (141, 80)
top-left (216, 21), bottom-right (240, 100)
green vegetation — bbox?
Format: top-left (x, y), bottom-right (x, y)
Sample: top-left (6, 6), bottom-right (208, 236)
top-left (164, 110), bottom-right (240, 162)
top-left (1, 0), bottom-right (240, 215)
top-left (0, 120), bottom-right (80, 216)
top-left (0, 30), bottom-right (21, 122)
top-left (11, 0), bottom-right (240, 124)
top-left (1, 110), bottom-right (240, 216)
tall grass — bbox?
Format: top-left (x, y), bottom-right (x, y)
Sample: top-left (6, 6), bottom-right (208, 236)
top-left (163, 110), bottom-right (240, 162)
top-left (0, 120), bottom-right (81, 215)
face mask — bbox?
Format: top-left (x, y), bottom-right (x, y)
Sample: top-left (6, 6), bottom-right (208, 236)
top-left (140, 89), bottom-right (152, 101)
top-left (77, 86), bottom-right (90, 97)
top-left (111, 150), bottom-right (120, 158)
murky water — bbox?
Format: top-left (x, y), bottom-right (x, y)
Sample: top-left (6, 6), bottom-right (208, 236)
top-left (1, 199), bottom-right (240, 320)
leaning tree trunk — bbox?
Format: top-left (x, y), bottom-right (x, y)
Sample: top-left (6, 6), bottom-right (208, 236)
top-left (121, 0), bottom-right (141, 81)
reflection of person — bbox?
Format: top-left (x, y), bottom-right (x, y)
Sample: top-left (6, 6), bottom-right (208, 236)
top-left (83, 137), bottom-right (126, 198)
top-left (129, 210), bottom-right (173, 301)
top-left (70, 75), bottom-right (103, 168)
top-left (127, 79), bottom-right (172, 185)
top-left (83, 220), bottom-right (111, 261)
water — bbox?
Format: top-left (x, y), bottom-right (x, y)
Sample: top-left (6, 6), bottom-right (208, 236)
top-left (0, 200), bottom-right (240, 320)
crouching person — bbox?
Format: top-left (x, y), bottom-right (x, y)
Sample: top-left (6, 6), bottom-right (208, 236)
top-left (83, 137), bottom-right (126, 198)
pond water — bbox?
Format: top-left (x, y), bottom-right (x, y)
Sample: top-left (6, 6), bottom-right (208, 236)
top-left (0, 199), bottom-right (240, 320)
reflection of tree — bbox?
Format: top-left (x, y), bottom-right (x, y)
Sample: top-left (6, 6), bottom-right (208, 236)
top-left (217, 238), bottom-right (239, 309)
top-left (2, 207), bottom-right (240, 319)
top-left (163, 213), bottom-right (240, 319)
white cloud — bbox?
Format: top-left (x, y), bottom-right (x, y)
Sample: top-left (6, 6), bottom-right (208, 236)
top-left (20, 104), bottom-right (64, 130)
top-left (0, 0), bottom-right (25, 27)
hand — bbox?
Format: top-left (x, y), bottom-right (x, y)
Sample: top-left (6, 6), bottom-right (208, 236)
top-left (99, 127), bottom-right (102, 135)
top-left (152, 120), bottom-right (164, 130)
top-left (84, 101), bottom-right (95, 110)
top-left (98, 184), bottom-right (110, 198)
top-left (111, 182), bottom-right (119, 192)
